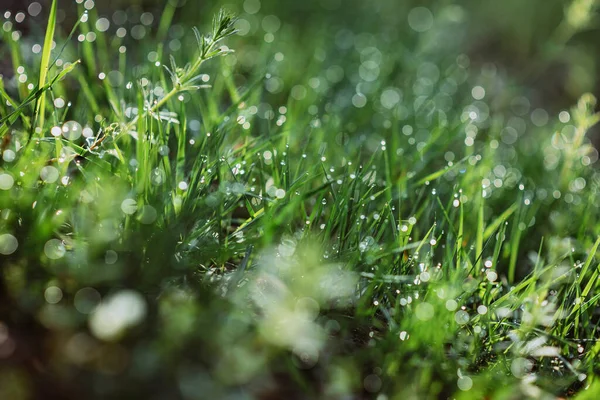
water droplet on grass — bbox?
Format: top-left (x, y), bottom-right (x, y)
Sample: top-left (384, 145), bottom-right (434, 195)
top-left (454, 310), bottom-right (469, 324)
top-left (359, 236), bottom-right (375, 252)
top-left (40, 166), bottom-right (59, 183)
top-left (0, 173), bottom-right (14, 190)
top-left (408, 7), bottom-right (434, 32)
top-left (28, 2), bottom-right (42, 17)
top-left (44, 239), bottom-right (66, 260)
top-left (0, 233), bottom-right (18, 255)
top-left (62, 121), bottom-right (82, 140)
top-left (278, 238), bottom-right (296, 257)
top-left (121, 199), bottom-right (138, 214)
top-left (105, 250), bottom-right (118, 264)
top-left (96, 17), bottom-right (110, 32)
top-left (457, 376), bottom-right (473, 391)
top-left (363, 374), bottom-right (382, 393)
top-left (2, 150), bottom-right (16, 162)
top-left (50, 126), bottom-right (62, 137)
top-left (158, 145), bottom-right (170, 156)
top-left (486, 271), bottom-right (498, 282)
top-left (511, 357), bottom-right (533, 378)
top-left (150, 168), bottom-right (165, 185)
top-left (44, 286), bottom-right (63, 304)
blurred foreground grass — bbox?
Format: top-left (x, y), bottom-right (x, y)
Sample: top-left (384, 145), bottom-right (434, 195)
top-left (1, 0), bottom-right (600, 399)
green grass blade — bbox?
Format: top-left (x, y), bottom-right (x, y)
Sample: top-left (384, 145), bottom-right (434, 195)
top-left (34, 0), bottom-right (58, 133)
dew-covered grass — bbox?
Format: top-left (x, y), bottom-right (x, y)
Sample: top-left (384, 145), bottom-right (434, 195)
top-left (1, 0), bottom-right (600, 399)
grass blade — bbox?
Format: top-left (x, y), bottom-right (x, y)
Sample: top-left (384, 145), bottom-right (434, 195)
top-left (34, 0), bottom-right (58, 133)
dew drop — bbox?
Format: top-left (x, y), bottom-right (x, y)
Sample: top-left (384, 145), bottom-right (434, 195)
top-left (121, 198), bottom-right (138, 215)
top-left (457, 376), bottom-right (473, 391)
top-left (454, 310), bottom-right (469, 324)
top-left (0, 233), bottom-right (18, 255)
top-left (0, 173), bottom-right (15, 190)
top-left (158, 145), bottom-right (170, 156)
top-left (2, 150), bottom-right (16, 162)
top-left (44, 239), bottom-right (66, 260)
top-left (40, 166), bottom-right (59, 183)
top-left (61, 121), bottom-right (82, 140)
top-left (105, 250), bottom-right (118, 264)
top-left (44, 286), bottom-right (63, 304)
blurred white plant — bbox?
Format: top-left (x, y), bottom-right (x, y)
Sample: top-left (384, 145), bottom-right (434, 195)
top-left (521, 296), bottom-right (558, 327)
top-left (89, 290), bottom-right (147, 341)
top-left (247, 241), bottom-right (358, 363)
top-left (565, 0), bottom-right (599, 31)
top-left (560, 94), bottom-right (600, 188)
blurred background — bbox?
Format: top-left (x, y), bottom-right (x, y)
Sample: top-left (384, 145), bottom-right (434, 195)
top-left (2, 0), bottom-right (599, 113)
top-left (2, 0), bottom-right (600, 399)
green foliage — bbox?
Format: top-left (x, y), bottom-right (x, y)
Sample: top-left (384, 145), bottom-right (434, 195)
top-left (34, 0), bottom-right (57, 131)
top-left (0, 1), bottom-right (599, 399)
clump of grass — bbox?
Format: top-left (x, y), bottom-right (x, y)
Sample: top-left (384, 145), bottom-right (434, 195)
top-left (0, 1), bottom-right (600, 399)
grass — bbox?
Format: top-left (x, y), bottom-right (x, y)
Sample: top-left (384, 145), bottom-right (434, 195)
top-left (34, 0), bottom-right (57, 131)
top-left (0, 1), bottom-right (600, 399)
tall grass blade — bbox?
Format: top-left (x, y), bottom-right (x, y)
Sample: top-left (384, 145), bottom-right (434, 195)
top-left (34, 0), bottom-right (58, 133)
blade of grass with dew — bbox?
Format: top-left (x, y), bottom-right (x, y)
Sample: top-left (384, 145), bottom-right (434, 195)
top-left (483, 202), bottom-right (518, 241)
top-left (34, 0), bottom-right (57, 133)
top-left (475, 193), bottom-right (484, 269)
top-left (0, 80), bottom-right (30, 130)
top-left (1, 61), bottom-right (80, 137)
top-left (415, 155), bottom-right (469, 186)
